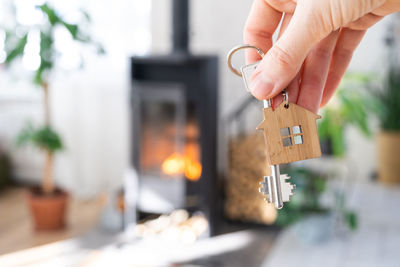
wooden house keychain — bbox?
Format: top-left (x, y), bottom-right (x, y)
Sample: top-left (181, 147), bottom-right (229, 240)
top-left (227, 44), bottom-right (322, 209)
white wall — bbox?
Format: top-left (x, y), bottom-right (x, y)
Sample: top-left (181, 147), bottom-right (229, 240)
top-left (0, 0), bottom-right (151, 197)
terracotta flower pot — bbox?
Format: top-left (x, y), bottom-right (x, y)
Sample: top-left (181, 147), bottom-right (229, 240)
top-left (27, 188), bottom-right (68, 230)
top-left (377, 131), bottom-right (400, 184)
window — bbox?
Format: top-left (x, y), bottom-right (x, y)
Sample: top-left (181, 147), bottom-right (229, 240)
top-left (293, 135), bottom-right (303, 145)
top-left (282, 137), bottom-right (292, 146)
top-left (292, 126), bottom-right (301, 134)
top-left (280, 125), bottom-right (304, 147)
top-left (280, 127), bottom-right (290, 136)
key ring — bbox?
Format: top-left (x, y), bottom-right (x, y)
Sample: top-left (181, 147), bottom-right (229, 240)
top-left (227, 44), bottom-right (289, 109)
top-left (282, 90), bottom-right (289, 108)
top-left (227, 44), bottom-right (265, 77)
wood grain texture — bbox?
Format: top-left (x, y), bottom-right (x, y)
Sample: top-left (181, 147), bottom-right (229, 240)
top-left (257, 102), bottom-right (322, 165)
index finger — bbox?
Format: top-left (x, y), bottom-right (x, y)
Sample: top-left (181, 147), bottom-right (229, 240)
top-left (244, 0), bottom-right (283, 64)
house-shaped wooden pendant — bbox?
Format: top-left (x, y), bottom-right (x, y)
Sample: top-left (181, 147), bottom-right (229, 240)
top-left (257, 102), bottom-right (322, 165)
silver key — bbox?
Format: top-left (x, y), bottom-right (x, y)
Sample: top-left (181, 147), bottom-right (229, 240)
top-left (227, 45), bottom-right (296, 209)
top-left (259, 165), bottom-right (296, 209)
top-left (241, 62), bottom-right (274, 110)
top-left (240, 61), bottom-right (259, 92)
top-left (241, 62), bottom-right (296, 209)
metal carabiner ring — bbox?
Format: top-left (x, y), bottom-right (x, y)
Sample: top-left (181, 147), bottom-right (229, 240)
top-left (282, 90), bottom-right (289, 108)
top-left (227, 44), bottom-right (265, 77)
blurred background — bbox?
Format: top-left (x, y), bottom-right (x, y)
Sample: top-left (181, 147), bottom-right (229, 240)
top-left (0, 0), bottom-right (399, 266)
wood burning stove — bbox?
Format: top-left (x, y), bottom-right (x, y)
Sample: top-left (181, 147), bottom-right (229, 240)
top-left (130, 0), bottom-right (220, 235)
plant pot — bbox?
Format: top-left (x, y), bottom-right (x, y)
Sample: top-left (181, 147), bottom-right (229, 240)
top-left (377, 131), bottom-right (400, 184)
top-left (27, 188), bottom-right (68, 230)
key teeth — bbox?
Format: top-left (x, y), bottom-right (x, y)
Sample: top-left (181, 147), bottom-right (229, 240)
top-left (280, 174), bottom-right (295, 202)
top-left (259, 174), bottom-right (296, 203)
top-left (258, 179), bottom-right (269, 195)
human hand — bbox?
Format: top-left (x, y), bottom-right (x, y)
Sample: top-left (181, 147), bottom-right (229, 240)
top-left (244, 0), bottom-right (400, 113)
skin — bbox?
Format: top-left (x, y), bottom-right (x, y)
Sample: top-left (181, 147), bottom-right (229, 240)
top-left (244, 0), bottom-right (400, 113)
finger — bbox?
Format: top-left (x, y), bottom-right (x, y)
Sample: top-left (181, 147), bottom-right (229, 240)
top-left (373, 0), bottom-right (400, 16)
top-left (249, 7), bottom-right (326, 100)
top-left (244, 0), bottom-right (282, 64)
top-left (320, 29), bottom-right (366, 107)
top-left (272, 70), bottom-right (301, 109)
top-left (288, 68), bottom-right (302, 104)
top-left (297, 31), bottom-right (340, 113)
top-left (268, 0), bottom-right (297, 13)
top-left (278, 12), bottom-right (292, 39)
top-left (272, 13), bottom-right (299, 109)
top-left (345, 13), bottom-right (383, 31)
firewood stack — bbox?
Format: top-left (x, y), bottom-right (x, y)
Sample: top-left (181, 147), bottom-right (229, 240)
top-left (225, 132), bottom-right (277, 224)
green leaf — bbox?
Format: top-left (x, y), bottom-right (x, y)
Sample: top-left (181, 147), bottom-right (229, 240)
top-left (6, 3), bottom-right (105, 85)
top-left (5, 33), bottom-right (27, 64)
top-left (339, 89), bottom-right (372, 137)
top-left (37, 4), bottom-right (60, 25)
top-left (33, 30), bottom-right (54, 84)
top-left (33, 67), bottom-right (44, 85)
top-left (75, 33), bottom-right (92, 43)
top-left (314, 177), bottom-right (326, 193)
top-left (318, 108), bottom-right (346, 157)
top-left (81, 9), bottom-right (91, 22)
top-left (378, 68), bottom-right (400, 130)
top-left (96, 43), bottom-right (106, 54)
top-left (318, 72), bottom-right (376, 157)
top-left (17, 123), bottom-right (63, 152)
top-left (277, 166), bottom-right (358, 230)
top-left (276, 208), bottom-right (303, 227)
top-left (62, 22), bottom-right (78, 39)
top-left (345, 211), bottom-right (358, 231)
top-left (16, 122), bottom-right (35, 146)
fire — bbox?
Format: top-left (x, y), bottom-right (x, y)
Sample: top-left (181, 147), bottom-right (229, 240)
top-left (161, 153), bottom-right (185, 176)
top-left (161, 153), bottom-right (202, 181)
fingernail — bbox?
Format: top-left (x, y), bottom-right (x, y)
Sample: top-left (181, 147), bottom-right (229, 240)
top-left (250, 73), bottom-right (274, 99)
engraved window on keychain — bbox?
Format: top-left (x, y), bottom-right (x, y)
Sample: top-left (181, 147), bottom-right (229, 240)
top-left (281, 125), bottom-right (303, 147)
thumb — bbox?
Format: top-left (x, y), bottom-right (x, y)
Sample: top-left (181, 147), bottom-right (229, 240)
top-left (250, 11), bottom-right (324, 100)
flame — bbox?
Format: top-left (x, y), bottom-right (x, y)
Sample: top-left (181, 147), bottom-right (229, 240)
top-left (161, 153), bottom-right (186, 175)
top-left (162, 153), bottom-right (202, 181)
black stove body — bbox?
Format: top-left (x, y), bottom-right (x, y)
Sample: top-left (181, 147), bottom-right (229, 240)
top-left (130, 0), bottom-right (220, 234)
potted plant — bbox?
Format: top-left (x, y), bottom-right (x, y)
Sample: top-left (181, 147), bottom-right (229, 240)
top-left (372, 67), bottom-right (400, 184)
top-left (318, 73), bottom-right (374, 157)
top-left (276, 166), bottom-right (357, 243)
top-left (364, 20), bottom-right (400, 184)
top-left (17, 123), bottom-right (65, 230)
top-left (3, 3), bottom-right (103, 230)
top-left (276, 167), bottom-right (357, 229)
